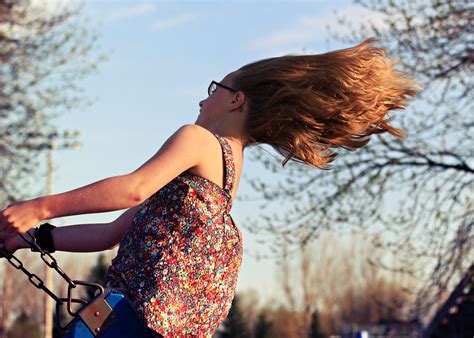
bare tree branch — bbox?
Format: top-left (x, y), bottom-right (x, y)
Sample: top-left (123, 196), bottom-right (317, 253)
top-left (244, 0), bottom-right (473, 319)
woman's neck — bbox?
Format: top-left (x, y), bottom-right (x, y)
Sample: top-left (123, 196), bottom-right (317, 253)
top-left (196, 119), bottom-right (248, 150)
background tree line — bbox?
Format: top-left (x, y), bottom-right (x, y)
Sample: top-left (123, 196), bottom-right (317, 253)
top-left (0, 0), bottom-right (103, 337)
top-left (218, 233), bottom-right (415, 337)
top-left (0, 0), bottom-right (471, 336)
top-left (242, 0), bottom-right (472, 319)
top-left (76, 233), bottom-right (415, 338)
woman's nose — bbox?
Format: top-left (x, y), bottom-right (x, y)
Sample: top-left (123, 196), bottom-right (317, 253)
top-left (199, 101), bottom-right (203, 107)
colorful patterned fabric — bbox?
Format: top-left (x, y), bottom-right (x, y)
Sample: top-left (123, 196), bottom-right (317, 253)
top-left (105, 132), bottom-right (243, 337)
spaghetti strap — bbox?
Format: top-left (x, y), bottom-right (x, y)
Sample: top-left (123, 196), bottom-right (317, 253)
top-left (211, 132), bottom-right (236, 199)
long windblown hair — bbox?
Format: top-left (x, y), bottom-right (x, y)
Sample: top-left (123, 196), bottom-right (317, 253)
top-left (233, 37), bottom-right (422, 169)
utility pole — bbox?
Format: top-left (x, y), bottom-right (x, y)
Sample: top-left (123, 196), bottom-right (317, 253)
top-left (16, 130), bottom-right (81, 338)
top-left (44, 131), bottom-right (81, 338)
top-left (45, 145), bottom-right (54, 338)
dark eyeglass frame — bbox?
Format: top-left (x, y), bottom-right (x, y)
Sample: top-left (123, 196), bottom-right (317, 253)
top-left (208, 80), bottom-right (238, 96)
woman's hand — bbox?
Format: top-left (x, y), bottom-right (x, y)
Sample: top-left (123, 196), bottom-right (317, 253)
top-left (0, 199), bottom-right (43, 240)
top-left (0, 231), bottom-right (32, 257)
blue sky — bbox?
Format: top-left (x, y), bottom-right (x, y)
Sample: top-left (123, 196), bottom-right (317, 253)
top-left (42, 0), bottom-right (380, 306)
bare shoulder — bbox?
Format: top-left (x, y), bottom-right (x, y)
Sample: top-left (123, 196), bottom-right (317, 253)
top-left (176, 124), bottom-right (221, 150)
top-left (162, 124), bottom-right (211, 151)
top-left (169, 124), bottom-right (217, 166)
top-left (174, 124), bottom-right (214, 143)
top-left (173, 123), bottom-right (207, 138)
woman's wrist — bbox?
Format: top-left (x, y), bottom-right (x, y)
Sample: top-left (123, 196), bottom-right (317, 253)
top-left (17, 228), bottom-right (36, 250)
top-left (34, 196), bottom-right (52, 221)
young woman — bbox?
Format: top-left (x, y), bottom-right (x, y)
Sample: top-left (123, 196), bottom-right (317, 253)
top-left (0, 37), bottom-right (419, 336)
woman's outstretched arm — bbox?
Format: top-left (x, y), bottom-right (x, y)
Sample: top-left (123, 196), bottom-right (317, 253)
top-left (8, 204), bottom-right (141, 254)
top-left (0, 124), bottom-right (205, 237)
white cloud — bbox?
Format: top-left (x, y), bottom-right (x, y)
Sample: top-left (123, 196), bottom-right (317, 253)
top-left (151, 14), bottom-right (195, 31)
top-left (106, 3), bottom-right (157, 23)
top-left (249, 5), bottom-right (387, 51)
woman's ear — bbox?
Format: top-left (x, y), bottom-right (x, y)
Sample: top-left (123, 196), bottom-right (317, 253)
top-left (229, 91), bottom-right (246, 112)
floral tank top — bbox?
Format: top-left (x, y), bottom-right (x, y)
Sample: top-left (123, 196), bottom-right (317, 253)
top-left (105, 131), bottom-right (243, 337)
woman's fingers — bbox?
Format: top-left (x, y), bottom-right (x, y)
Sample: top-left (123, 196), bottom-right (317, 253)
top-left (0, 202), bottom-right (40, 234)
top-left (0, 247), bottom-right (12, 259)
top-left (0, 234), bottom-right (27, 256)
top-left (0, 229), bottom-right (18, 242)
top-left (0, 238), bottom-right (14, 257)
top-left (0, 211), bottom-right (6, 232)
top-left (0, 208), bottom-right (14, 232)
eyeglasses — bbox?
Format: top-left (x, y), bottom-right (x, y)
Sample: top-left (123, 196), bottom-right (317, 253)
top-left (208, 80), bottom-right (238, 96)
